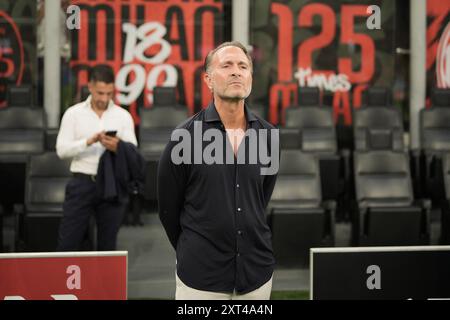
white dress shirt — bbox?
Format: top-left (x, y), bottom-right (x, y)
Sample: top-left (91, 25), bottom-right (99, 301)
top-left (56, 95), bottom-right (138, 175)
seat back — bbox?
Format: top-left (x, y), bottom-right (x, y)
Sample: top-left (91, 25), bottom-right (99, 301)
top-left (153, 86), bottom-right (177, 107)
top-left (0, 108), bottom-right (45, 155)
top-left (363, 87), bottom-right (392, 107)
top-left (140, 107), bottom-right (188, 129)
top-left (7, 85), bottom-right (33, 107)
top-left (354, 107), bottom-right (404, 151)
top-left (443, 153), bottom-right (450, 200)
top-left (284, 107), bottom-right (337, 153)
top-left (420, 107), bottom-right (450, 152)
top-left (271, 150), bottom-right (321, 207)
top-left (22, 153), bottom-right (95, 252)
top-left (298, 87), bottom-right (321, 107)
top-left (25, 152), bottom-right (72, 213)
top-left (431, 88), bottom-right (450, 107)
top-left (139, 107), bottom-right (188, 159)
top-left (354, 151), bottom-right (413, 207)
top-left (269, 150), bottom-right (333, 267)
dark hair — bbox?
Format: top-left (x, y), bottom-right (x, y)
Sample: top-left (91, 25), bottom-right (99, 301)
top-left (88, 64), bottom-right (115, 84)
top-left (204, 41), bottom-right (253, 73)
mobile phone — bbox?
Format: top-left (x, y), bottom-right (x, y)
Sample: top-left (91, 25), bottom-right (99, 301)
top-left (105, 130), bottom-right (117, 137)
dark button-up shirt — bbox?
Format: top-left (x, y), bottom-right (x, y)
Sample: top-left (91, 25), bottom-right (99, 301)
top-left (158, 102), bottom-right (279, 294)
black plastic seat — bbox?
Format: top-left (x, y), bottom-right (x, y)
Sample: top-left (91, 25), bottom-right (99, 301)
top-left (419, 91), bottom-right (450, 203)
top-left (352, 150), bottom-right (430, 246)
top-left (0, 107), bottom-right (45, 159)
top-left (153, 86), bottom-right (177, 107)
top-left (139, 106), bottom-right (188, 201)
top-left (281, 87), bottom-right (342, 218)
top-left (17, 152), bottom-right (72, 251)
top-left (268, 150), bottom-right (335, 267)
top-left (7, 85), bottom-right (33, 107)
top-left (353, 107), bottom-right (404, 151)
top-left (0, 107), bottom-right (46, 220)
top-left (283, 106), bottom-right (337, 153)
top-left (431, 88), bottom-right (450, 107)
top-left (139, 107), bottom-right (188, 160)
top-left (362, 86), bottom-right (393, 107)
top-left (440, 153), bottom-right (450, 244)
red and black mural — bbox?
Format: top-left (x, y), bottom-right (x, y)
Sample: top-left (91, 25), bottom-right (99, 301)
top-left (69, 0), bottom-right (225, 125)
top-left (427, 0), bottom-right (450, 103)
top-left (249, 0), bottom-right (395, 126)
top-left (0, 1), bottom-right (35, 108)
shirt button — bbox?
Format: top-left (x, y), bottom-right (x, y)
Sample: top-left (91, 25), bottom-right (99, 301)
top-left (237, 230), bottom-right (242, 236)
top-left (237, 208), bottom-right (242, 212)
top-left (237, 184), bottom-right (240, 188)
top-left (237, 253), bottom-right (241, 257)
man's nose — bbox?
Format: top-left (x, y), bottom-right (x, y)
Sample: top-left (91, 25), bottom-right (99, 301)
top-left (230, 65), bottom-right (242, 76)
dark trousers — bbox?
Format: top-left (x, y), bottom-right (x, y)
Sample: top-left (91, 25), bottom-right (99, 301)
top-left (57, 176), bottom-right (128, 251)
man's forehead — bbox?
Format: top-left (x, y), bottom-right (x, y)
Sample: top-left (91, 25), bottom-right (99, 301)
top-left (90, 82), bottom-right (114, 93)
top-left (213, 46), bottom-right (249, 64)
top-left (91, 81), bottom-right (114, 87)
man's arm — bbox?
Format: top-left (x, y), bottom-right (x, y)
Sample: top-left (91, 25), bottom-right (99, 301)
top-left (100, 112), bottom-right (137, 153)
top-left (262, 126), bottom-right (279, 208)
top-left (56, 109), bottom-right (99, 159)
top-left (121, 112), bottom-right (138, 146)
top-left (262, 172), bottom-right (278, 209)
top-left (157, 140), bottom-right (187, 250)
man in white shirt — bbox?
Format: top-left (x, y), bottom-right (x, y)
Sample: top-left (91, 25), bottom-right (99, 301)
top-left (56, 64), bottom-right (137, 251)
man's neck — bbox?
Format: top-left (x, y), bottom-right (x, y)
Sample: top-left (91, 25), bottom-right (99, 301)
top-left (90, 101), bottom-right (107, 118)
top-left (214, 98), bottom-right (246, 130)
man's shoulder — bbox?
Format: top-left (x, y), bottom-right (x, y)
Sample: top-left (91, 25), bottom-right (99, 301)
top-left (174, 109), bottom-right (205, 131)
top-left (63, 102), bottom-right (86, 116)
top-left (111, 104), bottom-right (132, 117)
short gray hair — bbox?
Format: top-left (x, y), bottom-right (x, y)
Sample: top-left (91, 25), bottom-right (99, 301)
top-left (204, 41), bottom-right (253, 73)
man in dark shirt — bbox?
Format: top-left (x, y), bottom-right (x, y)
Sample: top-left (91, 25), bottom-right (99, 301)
top-left (158, 41), bottom-right (279, 300)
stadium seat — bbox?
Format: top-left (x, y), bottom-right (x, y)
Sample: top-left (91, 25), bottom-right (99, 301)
top-left (45, 128), bottom-right (59, 151)
top-left (351, 150), bottom-right (431, 246)
top-left (298, 87), bottom-right (321, 106)
top-left (139, 106), bottom-right (188, 201)
top-left (268, 150), bottom-right (335, 267)
top-left (282, 93), bottom-right (345, 220)
top-left (17, 152), bottom-right (94, 251)
top-left (283, 106), bottom-right (337, 153)
top-left (7, 85), bottom-right (33, 107)
top-left (362, 86), bottom-right (393, 107)
top-left (0, 107), bottom-right (46, 158)
top-left (153, 86), bottom-right (177, 107)
top-left (430, 88), bottom-right (450, 107)
top-left (440, 153), bottom-right (450, 244)
top-left (0, 107), bottom-right (46, 218)
top-left (419, 88), bottom-right (450, 203)
top-left (353, 106), bottom-right (404, 151)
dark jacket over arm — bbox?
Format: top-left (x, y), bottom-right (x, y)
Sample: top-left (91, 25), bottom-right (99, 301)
top-left (97, 141), bottom-right (145, 201)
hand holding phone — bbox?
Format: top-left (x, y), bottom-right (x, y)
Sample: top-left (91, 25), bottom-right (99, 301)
top-left (101, 130), bottom-right (119, 152)
top-left (105, 130), bottom-right (117, 137)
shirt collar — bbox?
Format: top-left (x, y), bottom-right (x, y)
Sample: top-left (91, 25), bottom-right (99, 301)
top-left (204, 101), bottom-right (258, 124)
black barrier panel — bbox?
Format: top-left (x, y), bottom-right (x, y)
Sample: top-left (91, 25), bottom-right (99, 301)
top-left (311, 246), bottom-right (450, 300)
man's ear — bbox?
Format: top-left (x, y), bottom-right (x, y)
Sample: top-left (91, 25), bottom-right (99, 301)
top-left (204, 72), bottom-right (213, 91)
